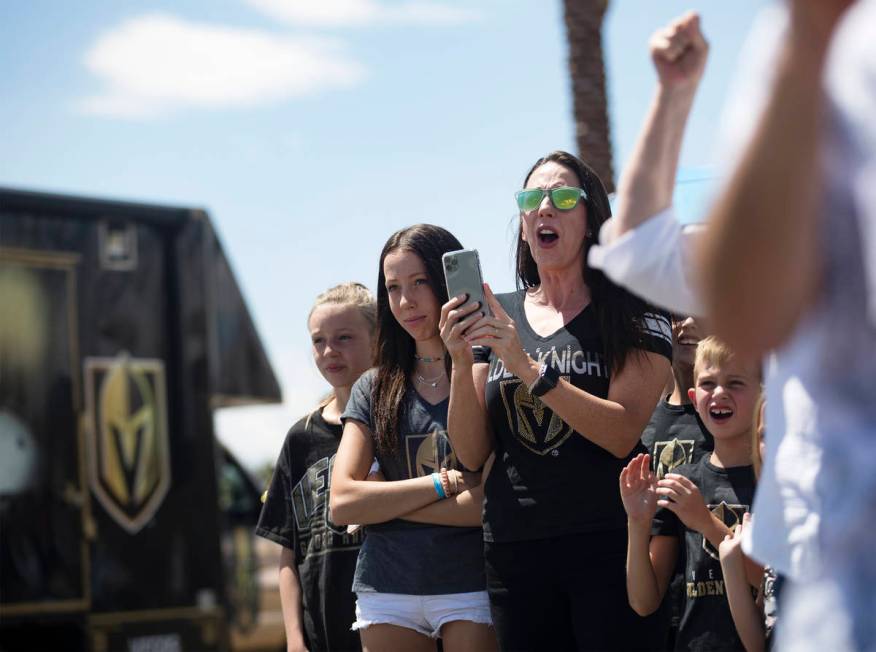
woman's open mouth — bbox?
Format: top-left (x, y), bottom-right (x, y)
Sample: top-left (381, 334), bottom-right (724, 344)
top-left (537, 227), bottom-right (559, 246)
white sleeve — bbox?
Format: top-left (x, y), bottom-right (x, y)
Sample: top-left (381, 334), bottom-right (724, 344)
top-left (854, 163), bottom-right (876, 326)
top-left (826, 0), bottom-right (876, 326)
top-left (588, 208), bottom-right (704, 316)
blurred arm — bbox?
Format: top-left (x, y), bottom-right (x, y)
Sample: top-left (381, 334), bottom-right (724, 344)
top-left (699, 2), bottom-right (854, 356)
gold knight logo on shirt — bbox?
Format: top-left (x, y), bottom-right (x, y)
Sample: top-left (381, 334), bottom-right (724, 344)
top-left (499, 376), bottom-right (573, 455)
top-left (406, 429), bottom-right (457, 477)
top-left (654, 438), bottom-right (696, 479)
top-left (703, 501), bottom-right (748, 560)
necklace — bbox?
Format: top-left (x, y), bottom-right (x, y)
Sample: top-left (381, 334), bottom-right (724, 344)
top-left (415, 371), bottom-right (445, 388)
top-left (414, 353), bottom-right (443, 363)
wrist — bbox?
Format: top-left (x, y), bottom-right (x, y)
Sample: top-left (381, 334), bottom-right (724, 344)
top-left (690, 512), bottom-right (712, 535)
top-left (451, 357), bottom-right (474, 373)
top-left (655, 83), bottom-right (698, 106)
top-left (780, 36), bottom-right (830, 80)
top-left (512, 355), bottom-right (539, 386)
top-left (628, 517), bottom-right (653, 534)
top-left (431, 473), bottom-right (447, 499)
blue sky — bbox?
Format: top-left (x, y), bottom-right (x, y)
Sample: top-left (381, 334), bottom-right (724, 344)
top-left (1, 0), bottom-right (766, 470)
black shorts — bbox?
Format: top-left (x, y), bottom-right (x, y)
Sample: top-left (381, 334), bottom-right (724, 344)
top-left (484, 529), bottom-right (664, 651)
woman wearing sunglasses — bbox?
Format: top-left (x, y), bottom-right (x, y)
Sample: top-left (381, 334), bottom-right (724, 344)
top-left (330, 224), bottom-right (497, 652)
top-left (440, 11), bottom-right (708, 649)
top-left (440, 152), bottom-right (672, 650)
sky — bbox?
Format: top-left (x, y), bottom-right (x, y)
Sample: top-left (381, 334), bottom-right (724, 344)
top-left (1, 0), bottom-right (766, 472)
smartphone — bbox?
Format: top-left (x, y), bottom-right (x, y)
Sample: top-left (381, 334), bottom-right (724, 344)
top-left (442, 249), bottom-right (492, 317)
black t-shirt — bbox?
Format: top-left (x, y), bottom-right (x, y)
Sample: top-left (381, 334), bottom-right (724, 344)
top-left (652, 456), bottom-right (757, 652)
top-left (473, 290), bottom-right (672, 542)
top-left (256, 408), bottom-right (362, 652)
top-left (641, 399), bottom-right (714, 641)
top-left (641, 400), bottom-right (713, 480)
top-left (341, 370), bottom-right (485, 595)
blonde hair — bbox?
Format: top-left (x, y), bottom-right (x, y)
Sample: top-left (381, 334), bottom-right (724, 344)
top-left (308, 282), bottom-right (377, 416)
top-left (751, 396), bottom-right (766, 478)
top-left (309, 281), bottom-right (377, 333)
top-left (693, 336), bottom-right (763, 382)
top-left (694, 336), bottom-right (765, 473)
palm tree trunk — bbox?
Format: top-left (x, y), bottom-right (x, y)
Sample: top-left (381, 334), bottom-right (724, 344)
top-left (562, 0), bottom-right (615, 193)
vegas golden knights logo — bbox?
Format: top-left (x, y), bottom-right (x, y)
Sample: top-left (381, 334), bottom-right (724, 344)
top-left (499, 377), bottom-right (573, 455)
top-left (654, 438), bottom-right (696, 479)
top-left (84, 355), bottom-right (171, 534)
top-left (703, 501), bottom-right (747, 560)
top-left (406, 429), bottom-right (457, 477)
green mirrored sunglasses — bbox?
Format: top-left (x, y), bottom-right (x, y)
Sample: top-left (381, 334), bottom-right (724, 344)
top-left (515, 186), bottom-right (588, 213)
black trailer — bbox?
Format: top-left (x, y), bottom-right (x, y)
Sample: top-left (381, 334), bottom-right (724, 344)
top-left (0, 188), bottom-right (282, 652)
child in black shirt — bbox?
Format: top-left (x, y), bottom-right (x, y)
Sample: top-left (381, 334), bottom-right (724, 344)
top-left (641, 314), bottom-right (712, 480)
top-left (257, 283), bottom-right (376, 652)
top-left (719, 399), bottom-right (779, 652)
top-left (640, 313), bottom-right (713, 648)
top-left (622, 337), bottom-right (762, 651)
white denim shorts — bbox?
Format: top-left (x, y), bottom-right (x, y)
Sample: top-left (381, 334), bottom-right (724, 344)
top-left (352, 590), bottom-right (492, 639)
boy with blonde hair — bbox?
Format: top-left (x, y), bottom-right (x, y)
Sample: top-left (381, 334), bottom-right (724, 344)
top-left (620, 337), bottom-right (761, 651)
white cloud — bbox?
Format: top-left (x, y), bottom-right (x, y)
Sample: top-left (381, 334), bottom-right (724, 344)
top-left (244, 0), bottom-right (481, 27)
top-left (76, 13), bottom-right (366, 119)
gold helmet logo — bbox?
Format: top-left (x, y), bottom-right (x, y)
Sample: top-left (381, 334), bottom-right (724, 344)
top-left (498, 377), bottom-right (573, 455)
top-left (414, 429), bottom-right (457, 476)
top-left (655, 438), bottom-right (694, 479)
top-left (85, 355), bottom-right (170, 534)
top-left (703, 501), bottom-right (747, 559)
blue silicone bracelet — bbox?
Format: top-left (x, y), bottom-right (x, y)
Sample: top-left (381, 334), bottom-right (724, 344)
top-left (432, 473), bottom-right (447, 499)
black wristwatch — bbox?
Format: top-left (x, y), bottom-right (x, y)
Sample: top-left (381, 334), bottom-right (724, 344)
top-left (528, 361), bottom-right (559, 397)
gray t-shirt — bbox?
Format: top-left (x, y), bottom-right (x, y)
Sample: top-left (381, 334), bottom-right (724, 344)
top-left (341, 369), bottom-right (485, 595)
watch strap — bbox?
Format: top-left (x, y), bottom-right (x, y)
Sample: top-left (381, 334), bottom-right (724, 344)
top-left (528, 362), bottom-right (559, 397)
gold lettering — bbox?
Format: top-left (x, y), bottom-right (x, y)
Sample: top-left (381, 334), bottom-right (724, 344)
top-left (686, 579), bottom-right (727, 598)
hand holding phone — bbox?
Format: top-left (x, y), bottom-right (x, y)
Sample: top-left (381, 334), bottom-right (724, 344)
top-left (442, 249), bottom-right (491, 318)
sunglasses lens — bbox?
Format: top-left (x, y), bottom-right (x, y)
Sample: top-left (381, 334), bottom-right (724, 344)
top-left (551, 187), bottom-right (582, 210)
top-left (516, 189), bottom-right (544, 212)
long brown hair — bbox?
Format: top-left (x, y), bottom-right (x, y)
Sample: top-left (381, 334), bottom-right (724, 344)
top-left (372, 224), bottom-right (462, 454)
top-left (515, 150), bottom-right (659, 374)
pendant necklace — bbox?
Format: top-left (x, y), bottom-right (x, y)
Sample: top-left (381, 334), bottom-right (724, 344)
top-left (415, 371), bottom-right (444, 388)
top-left (414, 353), bottom-right (443, 363)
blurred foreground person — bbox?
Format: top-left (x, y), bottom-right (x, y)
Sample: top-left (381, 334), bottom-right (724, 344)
top-left (701, 1), bottom-right (876, 649)
top-left (257, 283), bottom-right (376, 651)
